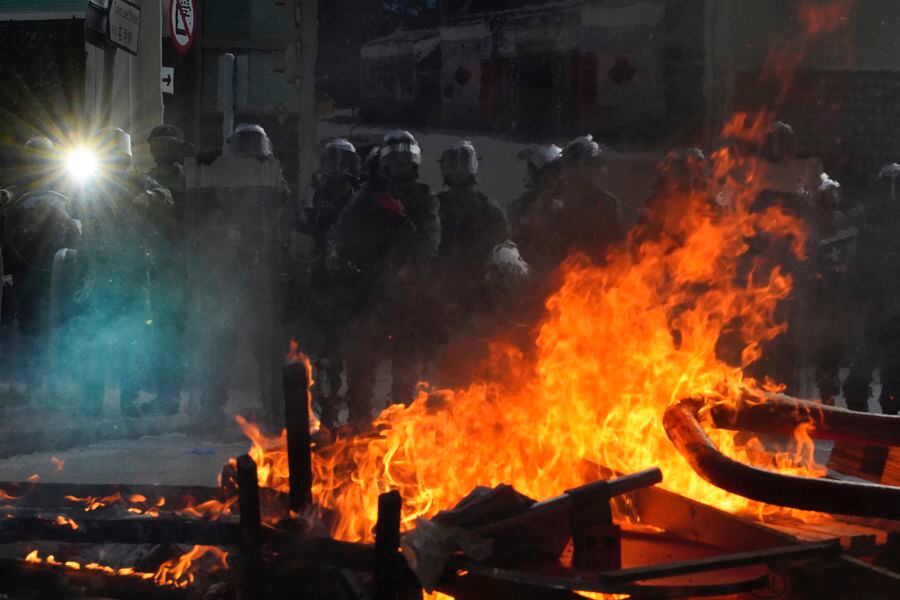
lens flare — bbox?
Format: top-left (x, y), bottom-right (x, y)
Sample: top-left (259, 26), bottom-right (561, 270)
top-left (66, 148), bottom-right (97, 182)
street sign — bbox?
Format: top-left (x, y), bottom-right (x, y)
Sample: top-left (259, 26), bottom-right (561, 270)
top-left (161, 66), bottom-right (175, 95)
top-left (169, 0), bottom-right (196, 54)
top-left (108, 0), bottom-right (141, 56)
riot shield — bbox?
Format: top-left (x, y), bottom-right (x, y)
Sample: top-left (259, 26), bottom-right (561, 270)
top-left (184, 155), bottom-right (289, 430)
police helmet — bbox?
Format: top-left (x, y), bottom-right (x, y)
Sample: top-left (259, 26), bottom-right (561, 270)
top-left (563, 135), bottom-right (602, 165)
top-left (21, 137), bottom-right (56, 170)
top-left (524, 144), bottom-right (563, 188)
top-left (24, 136), bottom-right (54, 154)
top-left (440, 140), bottom-right (479, 180)
top-left (379, 130), bottom-right (421, 169)
top-left (95, 127), bottom-right (133, 169)
top-left (147, 124), bottom-right (186, 165)
top-left (320, 138), bottom-right (361, 179)
top-left (763, 121), bottom-right (796, 162)
top-left (656, 147), bottom-right (708, 192)
top-left (227, 123), bottom-right (273, 159)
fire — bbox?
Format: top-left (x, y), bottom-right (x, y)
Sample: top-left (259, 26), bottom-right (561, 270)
top-left (63, 492), bottom-right (166, 517)
top-left (22, 545), bottom-right (229, 588)
top-left (235, 0), bottom-right (859, 546)
top-left (50, 457), bottom-right (65, 473)
top-left (54, 515), bottom-right (79, 530)
top-left (237, 107), bottom-right (829, 543)
top-left (286, 339), bottom-right (323, 434)
top-left (64, 492), bottom-right (124, 512)
top-left (177, 496), bottom-right (237, 519)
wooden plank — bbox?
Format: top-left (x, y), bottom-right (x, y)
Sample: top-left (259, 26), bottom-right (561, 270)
top-left (595, 540), bottom-right (841, 584)
top-left (283, 362), bottom-right (313, 511)
top-left (237, 454), bottom-right (262, 600)
top-left (476, 468), bottom-right (661, 536)
top-left (372, 490), bottom-right (403, 600)
top-left (631, 478), bottom-right (900, 598)
top-left (0, 481), bottom-right (224, 511)
top-left (449, 557), bottom-right (769, 597)
top-left (0, 556), bottom-right (189, 600)
top-left (0, 514), bottom-right (240, 546)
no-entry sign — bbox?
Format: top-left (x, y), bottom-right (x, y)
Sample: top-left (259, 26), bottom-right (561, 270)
top-left (169, 0), bottom-right (196, 54)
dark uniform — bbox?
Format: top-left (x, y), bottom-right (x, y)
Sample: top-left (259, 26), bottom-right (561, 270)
top-left (293, 138), bottom-right (361, 427)
top-left (434, 141), bottom-right (509, 386)
top-left (741, 123), bottom-right (830, 396)
top-left (843, 196), bottom-right (900, 414)
top-left (328, 130), bottom-right (440, 424)
top-left (507, 144), bottom-right (563, 232)
top-left (3, 190), bottom-right (80, 398)
top-left (145, 125), bottom-right (189, 415)
top-left (515, 136), bottom-right (624, 278)
top-left (1, 138), bottom-right (79, 400)
top-left (633, 148), bottom-right (710, 250)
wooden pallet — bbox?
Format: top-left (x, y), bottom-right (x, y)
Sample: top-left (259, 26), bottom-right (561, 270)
top-left (827, 442), bottom-right (900, 486)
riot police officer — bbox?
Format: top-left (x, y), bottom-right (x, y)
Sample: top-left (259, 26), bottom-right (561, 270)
top-left (508, 144), bottom-right (563, 232)
top-left (634, 148), bottom-right (710, 249)
top-left (294, 138), bottom-right (362, 427)
top-left (70, 127), bottom-right (173, 417)
top-left (743, 122), bottom-right (836, 396)
top-left (431, 140), bottom-right (509, 387)
top-left (2, 138), bottom-right (81, 402)
top-left (143, 124), bottom-right (190, 415)
top-left (842, 166), bottom-right (900, 414)
top-left (515, 135), bottom-right (624, 278)
top-left (191, 123), bottom-right (289, 431)
top-left (328, 130), bottom-right (440, 424)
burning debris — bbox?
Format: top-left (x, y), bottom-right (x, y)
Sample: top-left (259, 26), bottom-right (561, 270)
top-left (3, 0), bottom-right (900, 598)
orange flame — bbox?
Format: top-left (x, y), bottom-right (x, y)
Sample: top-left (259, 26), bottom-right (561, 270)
top-left (287, 339), bottom-right (323, 434)
top-left (22, 545), bottom-right (229, 589)
top-left (177, 496), bottom-right (237, 520)
top-left (235, 111), bottom-right (833, 544)
top-left (64, 492), bottom-right (124, 512)
top-left (54, 515), bottom-right (79, 530)
top-left (63, 492), bottom-right (167, 517)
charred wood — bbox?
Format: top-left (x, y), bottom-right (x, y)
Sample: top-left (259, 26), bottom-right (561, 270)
top-left (0, 481), bottom-right (225, 511)
top-left (475, 467), bottom-right (662, 537)
top-left (0, 556), bottom-right (190, 600)
top-left (283, 362), bottom-right (313, 511)
top-left (0, 514), bottom-right (240, 545)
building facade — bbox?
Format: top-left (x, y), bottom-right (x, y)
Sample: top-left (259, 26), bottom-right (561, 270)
top-left (360, 0), bottom-right (704, 142)
top-left (0, 0), bottom-right (163, 169)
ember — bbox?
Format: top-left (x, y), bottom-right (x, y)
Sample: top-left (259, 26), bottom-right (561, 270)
top-left (22, 545), bottom-right (229, 589)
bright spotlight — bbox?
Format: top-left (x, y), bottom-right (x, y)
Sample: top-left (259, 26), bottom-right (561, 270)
top-left (66, 148), bottom-right (97, 182)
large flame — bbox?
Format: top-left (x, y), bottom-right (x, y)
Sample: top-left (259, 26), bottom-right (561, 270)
top-left (236, 107), bottom-right (835, 544)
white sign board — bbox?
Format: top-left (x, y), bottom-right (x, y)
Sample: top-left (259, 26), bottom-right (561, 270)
top-left (108, 0), bottom-right (141, 56)
top-left (169, 0), bottom-right (196, 54)
top-left (161, 66), bottom-right (175, 95)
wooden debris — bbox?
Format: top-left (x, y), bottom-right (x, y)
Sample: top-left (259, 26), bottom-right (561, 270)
top-left (283, 362), bottom-right (313, 511)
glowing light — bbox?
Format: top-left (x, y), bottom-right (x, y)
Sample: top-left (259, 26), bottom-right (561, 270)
top-left (66, 148), bottom-right (97, 182)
